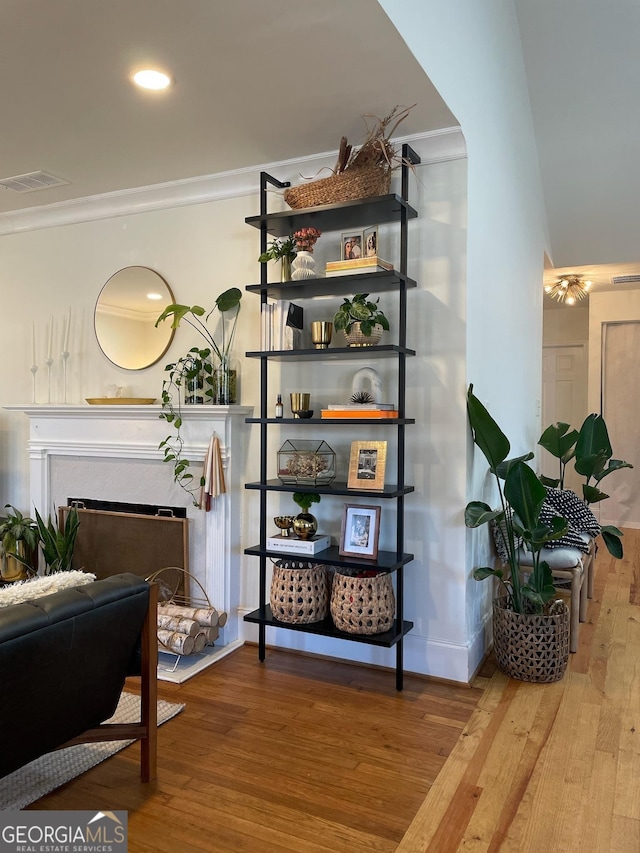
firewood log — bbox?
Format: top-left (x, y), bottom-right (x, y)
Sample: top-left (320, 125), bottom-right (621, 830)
top-left (157, 628), bottom-right (195, 655)
top-left (157, 613), bottom-right (199, 637)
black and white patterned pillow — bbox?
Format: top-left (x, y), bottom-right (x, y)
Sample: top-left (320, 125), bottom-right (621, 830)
top-left (544, 487), bottom-right (601, 537)
top-left (537, 503), bottom-right (592, 552)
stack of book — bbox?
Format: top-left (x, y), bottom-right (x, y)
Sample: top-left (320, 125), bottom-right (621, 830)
top-left (325, 256), bottom-right (393, 277)
top-left (320, 403), bottom-right (398, 419)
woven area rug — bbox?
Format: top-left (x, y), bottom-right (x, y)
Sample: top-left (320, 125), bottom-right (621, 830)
top-left (0, 692), bottom-right (184, 810)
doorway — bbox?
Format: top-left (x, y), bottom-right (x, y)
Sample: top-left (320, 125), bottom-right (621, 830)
top-left (541, 343), bottom-right (587, 493)
top-left (601, 322), bottom-right (640, 527)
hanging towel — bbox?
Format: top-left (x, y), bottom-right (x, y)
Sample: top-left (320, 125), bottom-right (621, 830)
top-left (199, 434), bottom-right (227, 511)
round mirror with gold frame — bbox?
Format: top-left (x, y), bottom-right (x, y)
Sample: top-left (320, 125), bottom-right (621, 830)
top-left (95, 266), bottom-right (175, 370)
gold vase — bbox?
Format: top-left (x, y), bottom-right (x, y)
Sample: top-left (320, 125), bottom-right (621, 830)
top-left (292, 513), bottom-right (318, 540)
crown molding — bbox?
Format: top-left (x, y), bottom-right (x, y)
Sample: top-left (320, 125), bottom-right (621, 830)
top-left (0, 126), bottom-right (465, 236)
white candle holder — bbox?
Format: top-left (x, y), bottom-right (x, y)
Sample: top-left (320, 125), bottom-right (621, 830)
top-left (30, 365), bottom-right (38, 404)
top-left (45, 357), bottom-right (54, 404)
top-left (61, 351), bottom-right (69, 404)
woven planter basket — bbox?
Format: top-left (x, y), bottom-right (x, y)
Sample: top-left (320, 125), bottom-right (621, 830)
top-left (343, 322), bottom-right (384, 348)
top-left (284, 165), bottom-right (391, 210)
top-left (330, 572), bottom-right (395, 635)
top-left (269, 561), bottom-right (329, 624)
top-left (492, 596), bottom-right (570, 683)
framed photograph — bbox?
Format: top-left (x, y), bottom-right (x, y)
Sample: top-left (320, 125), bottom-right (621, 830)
top-left (339, 504), bottom-right (381, 560)
top-left (347, 440), bottom-right (387, 490)
top-left (341, 231), bottom-right (363, 261)
top-left (363, 225), bottom-right (378, 258)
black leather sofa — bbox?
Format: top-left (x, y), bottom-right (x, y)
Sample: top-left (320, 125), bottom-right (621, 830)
top-left (0, 572), bottom-right (157, 780)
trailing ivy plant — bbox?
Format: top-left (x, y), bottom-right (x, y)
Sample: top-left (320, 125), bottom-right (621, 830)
top-left (158, 347), bottom-right (213, 505)
top-left (155, 287), bottom-right (242, 506)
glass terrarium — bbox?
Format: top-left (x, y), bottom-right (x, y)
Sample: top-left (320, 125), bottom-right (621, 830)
top-left (277, 439), bottom-right (336, 486)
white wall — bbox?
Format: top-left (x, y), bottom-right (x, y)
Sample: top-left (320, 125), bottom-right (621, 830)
top-left (543, 306), bottom-right (589, 345)
top-left (380, 0), bottom-right (550, 678)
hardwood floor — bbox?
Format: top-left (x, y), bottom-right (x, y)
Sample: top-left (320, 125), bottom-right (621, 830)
top-left (29, 529), bottom-right (638, 851)
top-left (397, 528), bottom-right (640, 852)
top-left (32, 642), bottom-right (485, 851)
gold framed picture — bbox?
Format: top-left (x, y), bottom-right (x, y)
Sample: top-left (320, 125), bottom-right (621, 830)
top-left (339, 504), bottom-right (381, 560)
top-left (347, 440), bottom-right (387, 491)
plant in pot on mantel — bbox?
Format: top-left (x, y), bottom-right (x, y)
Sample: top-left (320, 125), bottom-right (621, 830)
top-left (154, 287), bottom-right (242, 505)
top-left (0, 506), bottom-right (39, 582)
top-left (333, 293), bottom-right (389, 347)
top-left (465, 386), bottom-right (574, 684)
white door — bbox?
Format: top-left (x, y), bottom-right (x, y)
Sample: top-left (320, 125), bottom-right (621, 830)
top-left (541, 344), bottom-right (587, 493)
top-left (602, 322), bottom-right (640, 527)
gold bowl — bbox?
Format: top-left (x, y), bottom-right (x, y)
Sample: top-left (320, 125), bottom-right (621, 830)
top-left (274, 516), bottom-right (295, 537)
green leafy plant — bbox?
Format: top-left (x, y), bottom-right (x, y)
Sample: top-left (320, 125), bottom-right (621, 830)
top-left (258, 236), bottom-right (296, 264)
top-left (34, 506), bottom-right (80, 575)
top-left (538, 415), bottom-right (631, 557)
top-left (465, 387), bottom-right (569, 615)
top-left (155, 288), bottom-right (242, 505)
top-left (155, 288), bottom-right (242, 365)
top-left (333, 293), bottom-right (390, 338)
top-left (0, 505), bottom-right (39, 578)
top-left (292, 492), bottom-right (321, 513)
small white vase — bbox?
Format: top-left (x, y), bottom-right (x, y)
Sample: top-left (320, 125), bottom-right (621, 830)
top-left (291, 250), bottom-right (316, 280)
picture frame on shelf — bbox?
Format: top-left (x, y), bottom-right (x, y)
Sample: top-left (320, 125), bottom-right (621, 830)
top-left (363, 226), bottom-right (378, 258)
top-left (341, 231), bottom-right (363, 261)
top-left (347, 440), bottom-right (387, 490)
top-left (339, 504), bottom-right (381, 560)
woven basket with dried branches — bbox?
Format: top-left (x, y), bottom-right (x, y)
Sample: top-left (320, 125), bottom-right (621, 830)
top-left (283, 105), bottom-right (415, 209)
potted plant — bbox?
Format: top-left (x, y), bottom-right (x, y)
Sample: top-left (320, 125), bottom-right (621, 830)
top-left (465, 387), bottom-right (573, 682)
top-left (292, 492), bottom-right (321, 540)
top-left (0, 505), bottom-right (39, 581)
top-left (155, 287), bottom-right (242, 504)
top-left (333, 293), bottom-right (389, 347)
top-left (538, 415), bottom-right (631, 557)
top-left (34, 506), bottom-right (80, 575)
top-left (258, 236), bottom-right (296, 282)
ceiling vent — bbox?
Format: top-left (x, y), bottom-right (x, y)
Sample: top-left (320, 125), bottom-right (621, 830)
top-left (611, 274), bottom-right (640, 286)
top-left (0, 170), bottom-right (69, 193)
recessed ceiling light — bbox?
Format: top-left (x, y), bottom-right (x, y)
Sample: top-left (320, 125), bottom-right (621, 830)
top-left (132, 69), bottom-right (172, 91)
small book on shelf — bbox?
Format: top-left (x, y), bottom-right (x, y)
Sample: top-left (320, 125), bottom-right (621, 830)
top-left (325, 256), bottom-right (393, 277)
top-left (320, 409), bottom-right (399, 419)
top-left (266, 534), bottom-right (331, 555)
top-left (326, 403), bottom-right (395, 410)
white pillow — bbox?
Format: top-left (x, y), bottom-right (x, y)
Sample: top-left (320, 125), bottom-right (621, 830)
top-left (0, 571), bottom-right (96, 608)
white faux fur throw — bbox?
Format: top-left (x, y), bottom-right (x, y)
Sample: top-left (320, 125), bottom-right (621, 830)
top-left (0, 571), bottom-right (96, 608)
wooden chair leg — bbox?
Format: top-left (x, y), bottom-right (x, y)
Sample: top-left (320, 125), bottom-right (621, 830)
top-left (579, 561), bottom-right (588, 624)
top-left (586, 541), bottom-right (596, 599)
top-left (569, 566), bottom-right (581, 653)
top-left (140, 582), bottom-right (158, 782)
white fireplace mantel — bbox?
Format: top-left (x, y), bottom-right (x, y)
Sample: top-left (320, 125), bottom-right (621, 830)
top-left (5, 403), bottom-right (253, 682)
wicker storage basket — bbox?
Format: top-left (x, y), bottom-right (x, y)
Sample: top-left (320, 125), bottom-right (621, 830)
top-left (330, 571), bottom-right (395, 635)
top-left (269, 560), bottom-right (329, 624)
top-left (284, 165), bottom-right (391, 210)
top-left (492, 596), bottom-right (570, 683)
